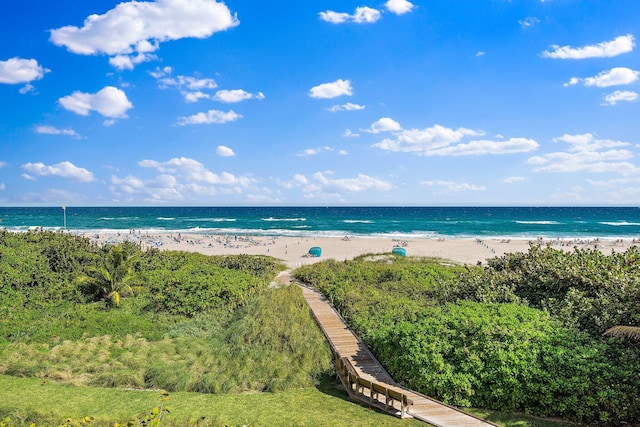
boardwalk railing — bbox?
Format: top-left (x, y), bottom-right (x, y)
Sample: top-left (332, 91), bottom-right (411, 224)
top-left (336, 355), bottom-right (413, 418)
top-left (299, 283), bottom-right (498, 426)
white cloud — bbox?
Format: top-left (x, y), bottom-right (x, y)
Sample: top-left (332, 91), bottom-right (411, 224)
top-left (585, 67), bottom-right (639, 87)
top-left (0, 57), bottom-right (50, 84)
top-left (527, 133), bottom-right (639, 175)
top-left (151, 67), bottom-right (219, 102)
top-left (109, 52), bottom-right (158, 70)
top-left (139, 157), bottom-right (253, 186)
top-left (504, 176), bottom-right (527, 184)
top-left (563, 77), bottom-right (580, 87)
top-left (152, 67), bottom-right (217, 91)
top-left (0, 183), bottom-right (4, 191)
top-left (370, 121), bottom-right (538, 156)
top-left (21, 174), bottom-right (36, 181)
top-left (421, 181), bottom-right (486, 192)
top-left (319, 7), bottom-right (381, 24)
top-left (424, 137), bottom-right (539, 157)
top-left (565, 67), bottom-right (639, 88)
top-left (216, 145), bottom-right (235, 157)
top-left (519, 17), bottom-right (539, 28)
top-left (326, 102), bottom-right (366, 112)
top-left (312, 171), bottom-right (392, 192)
top-left (0, 161), bottom-right (6, 168)
top-left (35, 125), bottom-right (82, 139)
top-left (365, 117), bottom-right (402, 134)
top-left (50, 0), bottom-right (239, 69)
top-left (286, 172), bottom-right (392, 197)
top-left (343, 129), bottom-right (360, 138)
top-left (297, 146), bottom-right (333, 157)
top-left (603, 90), bottom-right (638, 105)
top-left (475, 51), bottom-right (485, 57)
top-left (586, 177), bottom-right (640, 202)
top-left (21, 161), bottom-right (95, 182)
top-left (309, 79), bottom-right (353, 99)
top-left (543, 34), bottom-right (635, 59)
top-left (385, 0), bottom-right (414, 15)
top-left (58, 86), bottom-right (133, 118)
top-left (176, 109), bottom-right (241, 125)
top-left (213, 89), bottom-right (265, 103)
top-left (113, 157), bottom-right (257, 202)
top-left (553, 133), bottom-right (630, 151)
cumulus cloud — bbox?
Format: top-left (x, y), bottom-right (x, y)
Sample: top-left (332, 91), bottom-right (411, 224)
top-left (543, 34), bottom-right (635, 59)
top-left (216, 145), bottom-right (235, 157)
top-left (385, 0), bottom-right (414, 15)
top-left (0, 57), bottom-right (50, 84)
top-left (426, 138), bottom-right (539, 157)
top-left (21, 161), bottom-right (95, 182)
top-left (603, 90), bottom-right (638, 105)
top-left (421, 180), bottom-right (486, 192)
top-left (176, 109), bottom-right (241, 125)
top-left (370, 121), bottom-right (538, 156)
top-left (150, 66), bottom-right (220, 102)
top-left (139, 157), bottom-right (253, 185)
top-left (319, 7), bottom-right (381, 24)
top-left (527, 133), bottom-right (639, 175)
top-left (58, 86), bottom-right (133, 118)
top-left (519, 17), bottom-right (540, 28)
top-left (309, 79), bottom-right (353, 99)
top-left (49, 0), bottom-right (239, 69)
top-left (285, 171), bottom-right (392, 198)
top-left (297, 146), bottom-right (334, 157)
top-left (326, 102), bottom-right (365, 112)
top-left (213, 89), bottom-right (265, 103)
top-left (112, 157), bottom-right (256, 202)
top-left (35, 125), bottom-right (82, 139)
top-left (565, 67), bottom-right (639, 88)
top-left (504, 176), bottom-right (527, 184)
top-left (365, 117), bottom-right (402, 134)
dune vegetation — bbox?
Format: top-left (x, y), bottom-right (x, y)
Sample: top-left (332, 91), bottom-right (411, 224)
top-left (1, 230), bottom-right (639, 426)
top-left (294, 247), bottom-right (640, 425)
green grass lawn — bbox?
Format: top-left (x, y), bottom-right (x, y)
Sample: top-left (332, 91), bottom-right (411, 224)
top-left (0, 375), bottom-right (578, 427)
top-left (0, 374), bottom-right (425, 426)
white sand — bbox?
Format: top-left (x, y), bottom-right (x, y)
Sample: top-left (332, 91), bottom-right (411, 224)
top-left (84, 231), bottom-right (638, 268)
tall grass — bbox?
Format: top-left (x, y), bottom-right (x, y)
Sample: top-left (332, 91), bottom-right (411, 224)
top-left (0, 286), bottom-right (332, 395)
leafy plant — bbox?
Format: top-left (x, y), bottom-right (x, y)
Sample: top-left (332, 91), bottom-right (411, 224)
top-left (76, 245), bottom-right (141, 306)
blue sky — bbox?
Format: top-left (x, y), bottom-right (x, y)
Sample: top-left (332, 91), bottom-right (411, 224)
top-left (1, 0), bottom-right (639, 206)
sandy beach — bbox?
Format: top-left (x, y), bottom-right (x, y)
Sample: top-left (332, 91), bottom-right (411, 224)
top-left (84, 231), bottom-right (638, 268)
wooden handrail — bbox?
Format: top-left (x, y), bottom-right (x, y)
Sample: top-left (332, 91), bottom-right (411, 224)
top-left (336, 355), bottom-right (413, 418)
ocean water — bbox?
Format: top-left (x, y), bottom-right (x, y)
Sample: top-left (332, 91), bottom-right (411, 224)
top-left (1, 206), bottom-right (640, 240)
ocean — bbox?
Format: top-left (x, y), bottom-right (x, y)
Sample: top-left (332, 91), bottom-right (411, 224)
top-left (1, 206), bottom-right (639, 240)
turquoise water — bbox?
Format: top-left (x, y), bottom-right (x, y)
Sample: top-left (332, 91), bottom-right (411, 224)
top-left (1, 206), bottom-right (639, 239)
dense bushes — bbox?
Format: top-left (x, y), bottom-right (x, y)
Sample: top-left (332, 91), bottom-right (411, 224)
top-left (370, 302), bottom-right (637, 423)
top-left (452, 244), bottom-right (640, 335)
top-left (0, 231), bottom-right (330, 395)
top-left (294, 250), bottom-right (640, 425)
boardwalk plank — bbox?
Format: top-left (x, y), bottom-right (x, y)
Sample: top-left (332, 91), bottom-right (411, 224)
top-left (299, 284), bottom-right (496, 427)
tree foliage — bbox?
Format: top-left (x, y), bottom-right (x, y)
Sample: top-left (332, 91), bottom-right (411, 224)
top-left (76, 244), bottom-right (141, 306)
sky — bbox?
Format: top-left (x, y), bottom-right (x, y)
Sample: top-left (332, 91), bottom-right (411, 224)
top-left (1, 0), bottom-right (639, 206)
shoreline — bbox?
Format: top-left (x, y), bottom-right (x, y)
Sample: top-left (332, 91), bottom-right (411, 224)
top-left (76, 231), bottom-right (638, 268)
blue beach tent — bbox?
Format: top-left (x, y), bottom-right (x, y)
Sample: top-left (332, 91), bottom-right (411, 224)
top-left (392, 247), bottom-right (406, 257)
top-left (308, 246), bottom-right (322, 257)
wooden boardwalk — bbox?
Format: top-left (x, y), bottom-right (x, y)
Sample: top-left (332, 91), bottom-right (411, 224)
top-left (299, 284), bottom-right (497, 427)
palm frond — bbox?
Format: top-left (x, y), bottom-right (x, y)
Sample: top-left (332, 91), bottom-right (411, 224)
top-left (603, 325), bottom-right (640, 341)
